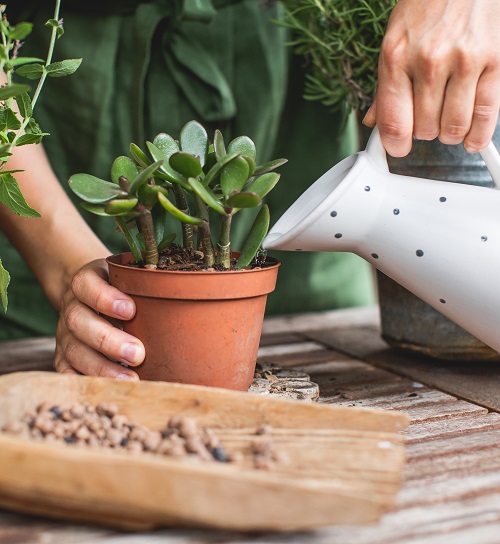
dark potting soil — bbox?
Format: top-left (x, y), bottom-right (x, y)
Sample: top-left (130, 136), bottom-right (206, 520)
top-left (129, 244), bottom-right (274, 272)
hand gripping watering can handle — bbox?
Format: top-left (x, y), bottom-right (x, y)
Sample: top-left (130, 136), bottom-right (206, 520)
top-left (365, 127), bottom-right (500, 189)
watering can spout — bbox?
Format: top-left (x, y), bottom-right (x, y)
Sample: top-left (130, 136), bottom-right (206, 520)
top-left (262, 232), bottom-right (284, 251)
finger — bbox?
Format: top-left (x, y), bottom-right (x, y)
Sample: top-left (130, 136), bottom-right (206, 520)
top-left (464, 66), bottom-right (500, 153)
top-left (376, 43), bottom-right (414, 157)
top-left (53, 347), bottom-right (79, 375)
top-left (64, 298), bottom-right (145, 366)
top-left (439, 70), bottom-right (477, 145)
top-left (362, 101), bottom-right (377, 128)
top-left (57, 334), bottom-right (139, 379)
top-left (71, 260), bottom-right (136, 321)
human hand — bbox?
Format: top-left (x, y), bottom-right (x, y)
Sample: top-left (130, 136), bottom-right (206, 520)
top-left (363, 0), bottom-right (500, 157)
top-left (55, 259), bottom-right (145, 379)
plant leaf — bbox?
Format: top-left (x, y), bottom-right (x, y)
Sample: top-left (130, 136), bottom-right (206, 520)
top-left (243, 156), bottom-right (256, 177)
top-left (15, 92), bottom-right (33, 119)
top-left (15, 64), bottom-right (44, 80)
top-left (0, 173), bottom-right (41, 217)
top-left (146, 141), bottom-right (186, 185)
top-left (236, 205), bottom-right (270, 269)
top-left (80, 202), bottom-right (114, 216)
top-left (0, 258), bottom-right (10, 313)
top-left (0, 108), bottom-right (21, 131)
top-left (245, 172), bottom-right (281, 198)
top-left (0, 83), bottom-right (31, 99)
top-left (129, 160), bottom-right (164, 195)
top-left (253, 158), bottom-right (288, 175)
top-left (104, 198), bottom-right (138, 215)
top-left (111, 156), bottom-right (139, 185)
top-left (214, 129), bottom-right (226, 160)
top-left (187, 177), bottom-right (225, 215)
top-left (152, 133), bottom-right (179, 158)
top-left (69, 173), bottom-right (126, 203)
top-left (169, 151), bottom-right (203, 179)
top-left (220, 155), bottom-right (250, 196)
top-left (225, 191), bottom-right (261, 209)
top-left (157, 192), bottom-right (205, 225)
top-left (203, 151), bottom-right (241, 187)
top-left (180, 120), bottom-right (208, 166)
top-left (227, 135), bottom-right (256, 159)
top-left (157, 232), bottom-right (176, 252)
top-left (130, 143), bottom-right (151, 168)
top-left (45, 58), bottom-right (82, 77)
top-left (9, 22), bottom-right (33, 41)
top-left (15, 132), bottom-right (49, 146)
top-left (10, 57), bottom-right (44, 67)
top-left (45, 18), bottom-right (64, 38)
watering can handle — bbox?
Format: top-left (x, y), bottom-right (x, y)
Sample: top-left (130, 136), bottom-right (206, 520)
top-left (365, 127), bottom-right (500, 189)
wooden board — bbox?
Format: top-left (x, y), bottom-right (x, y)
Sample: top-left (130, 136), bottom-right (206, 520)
top-left (0, 371), bottom-right (408, 532)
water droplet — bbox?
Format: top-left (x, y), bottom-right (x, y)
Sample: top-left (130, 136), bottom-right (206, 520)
top-left (439, 197), bottom-right (447, 202)
top-left (330, 211), bottom-right (338, 217)
top-left (364, 186), bottom-right (371, 192)
top-left (481, 235), bottom-right (488, 242)
top-left (416, 249), bottom-right (424, 257)
top-left (393, 208), bottom-right (400, 215)
top-left (334, 233), bottom-right (343, 239)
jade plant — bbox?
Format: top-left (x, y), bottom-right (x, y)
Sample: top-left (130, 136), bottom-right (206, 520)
top-left (69, 120), bottom-right (287, 270)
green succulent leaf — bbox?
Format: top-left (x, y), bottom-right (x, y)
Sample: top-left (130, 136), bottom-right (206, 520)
top-left (203, 151), bottom-right (241, 187)
top-left (80, 202), bottom-right (113, 216)
top-left (220, 155), bottom-right (250, 196)
top-left (45, 58), bottom-right (82, 77)
top-left (129, 160), bottom-right (164, 195)
top-left (225, 191), bottom-right (261, 209)
top-left (157, 192), bottom-right (205, 225)
top-left (243, 156), bottom-right (256, 177)
top-left (0, 259), bottom-right (10, 313)
top-left (157, 232), bottom-right (177, 252)
top-left (9, 22), bottom-right (33, 41)
top-left (152, 133), bottom-right (179, 158)
top-left (236, 204), bottom-right (270, 269)
top-left (246, 172), bottom-right (281, 198)
top-left (213, 129), bottom-right (226, 160)
top-left (254, 158), bottom-right (288, 176)
top-left (0, 83), bottom-right (31, 99)
top-left (130, 143), bottom-right (151, 168)
top-left (104, 198), bottom-right (139, 215)
top-left (146, 141), bottom-right (186, 185)
top-left (111, 156), bottom-right (139, 185)
top-left (227, 135), bottom-right (256, 159)
top-left (15, 92), bottom-right (33, 119)
top-left (69, 173), bottom-right (127, 204)
top-left (169, 151), bottom-right (203, 179)
top-left (0, 173), bottom-right (41, 217)
top-left (187, 177), bottom-right (225, 215)
top-left (179, 120), bottom-right (208, 166)
top-left (15, 64), bottom-right (44, 80)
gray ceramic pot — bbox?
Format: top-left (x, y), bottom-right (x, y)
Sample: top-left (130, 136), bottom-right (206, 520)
top-left (379, 120), bottom-right (500, 360)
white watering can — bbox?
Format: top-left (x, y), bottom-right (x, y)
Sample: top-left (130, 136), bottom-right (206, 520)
top-left (263, 128), bottom-right (500, 355)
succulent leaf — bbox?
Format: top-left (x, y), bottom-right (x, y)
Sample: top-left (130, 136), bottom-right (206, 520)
top-left (129, 160), bottom-right (164, 195)
top-left (69, 174), bottom-right (126, 204)
top-left (187, 177), bottom-right (226, 215)
top-left (157, 232), bottom-right (177, 252)
top-left (203, 151), bottom-right (241, 187)
top-left (104, 198), bottom-right (139, 216)
top-left (130, 143), bottom-right (151, 168)
top-left (254, 158), bottom-right (288, 176)
top-left (225, 191), bottom-right (261, 209)
top-left (246, 172), bottom-right (281, 198)
top-left (227, 135), bottom-right (256, 159)
top-left (169, 151), bottom-right (203, 179)
top-left (152, 133), bottom-right (179, 158)
top-left (214, 129), bottom-right (226, 160)
top-left (236, 204), bottom-right (270, 269)
top-left (147, 141), bottom-right (186, 184)
top-left (220, 156), bottom-right (250, 196)
top-left (80, 202), bottom-right (114, 216)
top-left (179, 120), bottom-right (208, 166)
top-left (158, 192), bottom-right (205, 225)
top-left (111, 156), bottom-right (139, 185)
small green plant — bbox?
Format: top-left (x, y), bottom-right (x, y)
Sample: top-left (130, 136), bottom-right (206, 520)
top-left (0, 0), bottom-right (81, 311)
top-left (280, 0), bottom-right (396, 113)
top-left (69, 120), bottom-right (287, 270)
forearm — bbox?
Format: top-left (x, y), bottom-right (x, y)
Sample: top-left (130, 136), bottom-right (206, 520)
top-left (0, 142), bottom-right (109, 310)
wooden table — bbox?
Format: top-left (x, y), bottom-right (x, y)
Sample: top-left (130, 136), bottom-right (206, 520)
top-left (1, 305), bottom-right (500, 543)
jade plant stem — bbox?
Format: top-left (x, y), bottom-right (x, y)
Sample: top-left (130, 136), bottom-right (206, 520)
top-left (172, 184), bottom-right (195, 250)
top-left (217, 213), bottom-right (232, 268)
top-left (194, 195), bottom-right (215, 267)
top-left (138, 206), bottom-right (158, 268)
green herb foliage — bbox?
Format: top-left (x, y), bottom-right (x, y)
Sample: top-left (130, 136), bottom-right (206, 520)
top-left (280, 0), bottom-right (396, 113)
top-left (0, 1), bottom-right (81, 311)
top-left (69, 121), bottom-right (286, 271)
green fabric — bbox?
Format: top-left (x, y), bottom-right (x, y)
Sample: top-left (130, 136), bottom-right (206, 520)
top-left (0, 0), bottom-right (374, 340)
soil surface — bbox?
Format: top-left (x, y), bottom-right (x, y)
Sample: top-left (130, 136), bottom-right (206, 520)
top-left (133, 244), bottom-right (274, 272)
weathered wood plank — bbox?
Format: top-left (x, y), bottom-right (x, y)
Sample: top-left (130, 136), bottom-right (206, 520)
top-left (0, 338), bottom-right (55, 374)
top-left (258, 332), bottom-right (305, 347)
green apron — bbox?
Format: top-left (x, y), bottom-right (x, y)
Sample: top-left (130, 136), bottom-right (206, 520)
top-left (1, 0), bottom-right (374, 339)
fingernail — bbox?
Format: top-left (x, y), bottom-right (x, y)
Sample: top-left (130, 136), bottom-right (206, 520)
top-left (116, 372), bottom-right (138, 380)
top-left (120, 343), bottom-right (143, 364)
top-left (113, 300), bottom-right (134, 319)
top-left (464, 145), bottom-right (478, 154)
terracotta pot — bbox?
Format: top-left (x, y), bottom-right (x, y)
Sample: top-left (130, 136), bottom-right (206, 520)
top-left (107, 253), bottom-right (280, 390)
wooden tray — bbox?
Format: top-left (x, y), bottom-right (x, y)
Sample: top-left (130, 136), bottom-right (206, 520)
top-left (0, 372), bottom-right (409, 532)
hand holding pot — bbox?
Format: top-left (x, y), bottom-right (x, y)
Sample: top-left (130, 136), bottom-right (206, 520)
top-left (55, 259), bottom-right (145, 379)
top-left (363, 0), bottom-right (500, 157)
